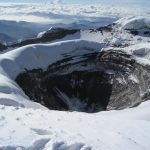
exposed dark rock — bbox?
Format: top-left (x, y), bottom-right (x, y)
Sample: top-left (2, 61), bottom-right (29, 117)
top-left (96, 24), bottom-right (113, 32)
top-left (0, 43), bottom-right (7, 51)
top-left (8, 28), bottom-right (79, 48)
top-left (90, 24), bottom-right (113, 35)
top-left (108, 63), bottom-right (150, 110)
top-left (16, 70), bottom-right (113, 112)
top-left (144, 31), bottom-right (150, 36)
top-left (130, 30), bottom-right (139, 35)
top-left (16, 50), bottom-right (150, 112)
top-left (127, 29), bottom-right (150, 37)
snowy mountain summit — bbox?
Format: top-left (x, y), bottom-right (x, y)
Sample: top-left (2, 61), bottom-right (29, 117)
top-left (0, 3), bottom-right (150, 149)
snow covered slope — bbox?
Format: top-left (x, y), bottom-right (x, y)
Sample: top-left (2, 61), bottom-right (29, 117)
top-left (117, 17), bottom-right (150, 30)
top-left (0, 100), bottom-right (150, 150)
top-left (0, 38), bottom-right (150, 149)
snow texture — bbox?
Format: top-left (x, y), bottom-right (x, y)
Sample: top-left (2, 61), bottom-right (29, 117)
top-left (0, 100), bottom-right (150, 150)
top-left (117, 17), bottom-right (150, 30)
top-left (0, 38), bottom-right (149, 149)
top-left (0, 6), bottom-right (150, 149)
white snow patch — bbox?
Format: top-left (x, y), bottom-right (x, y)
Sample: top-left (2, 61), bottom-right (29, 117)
top-left (117, 17), bottom-right (150, 30)
top-left (128, 74), bottom-right (139, 83)
top-left (37, 31), bottom-right (47, 38)
top-left (0, 101), bottom-right (150, 149)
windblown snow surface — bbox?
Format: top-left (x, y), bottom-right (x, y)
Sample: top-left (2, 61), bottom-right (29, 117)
top-left (0, 3), bottom-right (150, 150)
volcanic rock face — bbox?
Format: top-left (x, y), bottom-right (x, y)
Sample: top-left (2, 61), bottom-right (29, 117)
top-left (16, 70), bottom-right (113, 112)
top-left (127, 29), bottom-right (150, 37)
top-left (16, 50), bottom-right (150, 112)
top-left (8, 28), bottom-right (79, 48)
top-left (108, 63), bottom-right (150, 110)
top-left (0, 43), bottom-right (6, 51)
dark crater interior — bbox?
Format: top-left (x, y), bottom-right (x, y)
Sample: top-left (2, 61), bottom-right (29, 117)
top-left (16, 50), bottom-right (150, 113)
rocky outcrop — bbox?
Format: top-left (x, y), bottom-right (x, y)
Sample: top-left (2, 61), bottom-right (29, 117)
top-left (16, 50), bottom-right (150, 112)
top-left (8, 28), bottom-right (79, 48)
top-left (108, 63), bottom-right (150, 110)
top-left (0, 43), bottom-right (6, 51)
top-left (126, 29), bottom-right (150, 37)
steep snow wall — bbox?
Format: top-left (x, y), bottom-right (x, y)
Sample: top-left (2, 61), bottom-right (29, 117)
top-left (0, 40), bottom-right (103, 108)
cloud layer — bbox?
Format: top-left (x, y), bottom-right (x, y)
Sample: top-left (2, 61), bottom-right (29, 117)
top-left (0, 3), bottom-right (149, 23)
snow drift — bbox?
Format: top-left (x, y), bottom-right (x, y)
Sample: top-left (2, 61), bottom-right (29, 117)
top-left (117, 17), bottom-right (150, 30)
